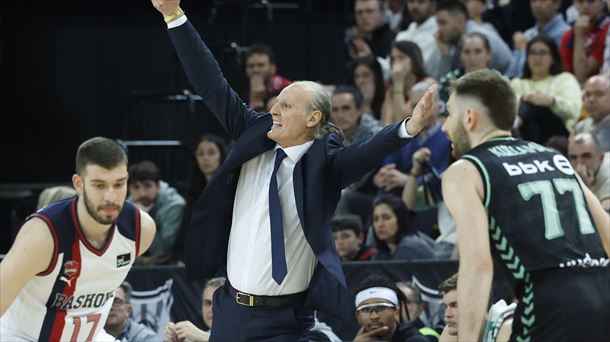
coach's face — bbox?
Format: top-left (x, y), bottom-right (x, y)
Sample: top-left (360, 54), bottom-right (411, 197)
top-left (442, 93), bottom-right (472, 158)
top-left (267, 83), bottom-right (321, 148)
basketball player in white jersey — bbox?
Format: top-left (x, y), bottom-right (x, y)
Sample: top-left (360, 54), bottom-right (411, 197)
top-left (0, 137), bottom-right (156, 341)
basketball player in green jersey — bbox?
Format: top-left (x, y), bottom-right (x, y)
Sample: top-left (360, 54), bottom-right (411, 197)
top-left (440, 69), bottom-right (610, 342)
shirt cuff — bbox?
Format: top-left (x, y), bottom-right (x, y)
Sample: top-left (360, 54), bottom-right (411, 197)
top-left (167, 15), bottom-right (188, 29)
top-left (398, 118), bottom-right (414, 138)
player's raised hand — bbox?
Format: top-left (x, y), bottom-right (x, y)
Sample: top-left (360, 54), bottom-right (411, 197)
top-left (406, 84), bottom-right (438, 136)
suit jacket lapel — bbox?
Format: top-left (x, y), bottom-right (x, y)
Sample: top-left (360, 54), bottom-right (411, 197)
top-left (220, 117), bottom-right (275, 174)
top-left (293, 158), bottom-right (305, 230)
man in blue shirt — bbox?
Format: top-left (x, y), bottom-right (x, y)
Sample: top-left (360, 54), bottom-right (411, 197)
top-left (505, 0), bottom-right (570, 77)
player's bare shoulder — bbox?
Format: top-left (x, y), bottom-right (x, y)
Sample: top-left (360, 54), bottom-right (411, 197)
top-left (9, 217), bottom-right (56, 269)
top-left (442, 159), bottom-right (485, 201)
top-left (137, 209), bottom-right (157, 256)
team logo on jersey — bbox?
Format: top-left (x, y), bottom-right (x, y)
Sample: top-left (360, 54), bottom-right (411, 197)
top-left (59, 260), bottom-right (79, 287)
top-left (117, 253), bottom-right (131, 268)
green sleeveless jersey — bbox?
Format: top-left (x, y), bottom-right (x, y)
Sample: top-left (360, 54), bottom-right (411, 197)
top-left (462, 137), bottom-right (607, 280)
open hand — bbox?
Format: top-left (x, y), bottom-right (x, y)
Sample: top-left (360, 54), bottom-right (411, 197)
top-left (407, 84), bottom-right (438, 135)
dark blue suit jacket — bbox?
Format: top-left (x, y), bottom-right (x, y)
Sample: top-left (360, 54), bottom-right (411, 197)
top-left (168, 21), bottom-right (412, 317)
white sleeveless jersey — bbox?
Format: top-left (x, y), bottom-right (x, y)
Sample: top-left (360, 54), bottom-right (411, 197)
top-left (0, 197), bottom-right (141, 341)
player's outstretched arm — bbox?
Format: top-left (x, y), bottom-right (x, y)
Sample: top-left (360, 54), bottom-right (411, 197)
top-left (137, 210), bottom-right (157, 257)
top-left (576, 174), bottom-right (610, 257)
top-left (0, 218), bottom-right (54, 316)
top-left (442, 160), bottom-right (493, 342)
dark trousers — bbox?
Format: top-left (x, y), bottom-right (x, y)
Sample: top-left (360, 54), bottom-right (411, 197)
top-left (210, 284), bottom-right (315, 342)
top-left (517, 101), bottom-right (569, 144)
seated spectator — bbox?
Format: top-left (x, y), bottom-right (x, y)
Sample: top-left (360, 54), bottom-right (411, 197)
top-left (375, 79), bottom-right (451, 200)
top-left (371, 194), bottom-right (436, 261)
top-left (402, 146), bottom-right (456, 260)
top-left (438, 274), bottom-right (459, 342)
top-left (345, 0), bottom-right (396, 62)
top-left (439, 32), bottom-right (493, 110)
top-left (381, 41), bottom-right (434, 126)
top-left (395, 0), bottom-right (439, 67)
top-left (164, 277), bottom-right (226, 342)
top-left (437, 274), bottom-right (514, 342)
top-left (105, 282), bottom-right (160, 342)
top-left (386, 0), bottom-right (409, 32)
top-left (349, 54), bottom-right (386, 119)
top-left (128, 160), bottom-right (185, 265)
top-left (396, 281), bottom-right (441, 342)
top-left (36, 185), bottom-right (77, 210)
top-left (429, 1), bottom-right (512, 80)
top-left (506, 0), bottom-right (570, 77)
top-left (331, 214), bottom-right (377, 261)
top-left (573, 74), bottom-right (610, 147)
top-left (559, 0), bottom-right (610, 83)
top-left (332, 85), bottom-right (383, 145)
top-left (510, 35), bottom-right (582, 144)
top-left (332, 85), bottom-right (384, 224)
top-left (174, 134), bottom-right (228, 264)
top-left (245, 44), bottom-right (291, 110)
top-left (460, 0), bottom-right (497, 33)
top-left (353, 274), bottom-right (428, 341)
top-left (568, 132), bottom-right (610, 211)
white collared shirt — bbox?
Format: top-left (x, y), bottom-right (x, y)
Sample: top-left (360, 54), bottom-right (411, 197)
top-left (227, 141), bottom-right (317, 295)
top-left (395, 16), bottom-right (438, 66)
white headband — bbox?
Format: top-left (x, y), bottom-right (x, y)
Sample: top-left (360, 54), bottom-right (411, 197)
top-left (355, 287), bottom-right (399, 307)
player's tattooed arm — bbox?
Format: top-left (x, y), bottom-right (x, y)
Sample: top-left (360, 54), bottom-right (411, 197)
top-left (0, 218), bottom-right (54, 315)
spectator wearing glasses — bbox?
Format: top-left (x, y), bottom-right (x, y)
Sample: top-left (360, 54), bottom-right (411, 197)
top-left (353, 274), bottom-right (428, 342)
top-left (104, 282), bottom-right (159, 342)
top-left (510, 35), bottom-right (582, 144)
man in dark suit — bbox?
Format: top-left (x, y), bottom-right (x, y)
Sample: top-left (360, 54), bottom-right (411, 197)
top-left (152, 1), bottom-right (438, 340)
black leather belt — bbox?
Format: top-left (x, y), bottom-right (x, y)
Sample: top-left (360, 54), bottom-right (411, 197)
top-left (226, 282), bottom-right (307, 308)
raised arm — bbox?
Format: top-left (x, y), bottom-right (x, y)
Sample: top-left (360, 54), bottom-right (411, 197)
top-left (0, 218), bottom-right (55, 315)
top-left (442, 160), bottom-right (493, 342)
top-left (152, 0), bottom-right (259, 140)
top-left (331, 84), bottom-right (437, 188)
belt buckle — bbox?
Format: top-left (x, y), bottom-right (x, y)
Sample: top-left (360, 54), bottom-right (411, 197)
top-left (236, 292), bottom-right (254, 306)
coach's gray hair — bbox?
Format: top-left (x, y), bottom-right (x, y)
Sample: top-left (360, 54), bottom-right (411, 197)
top-left (292, 81), bottom-right (344, 139)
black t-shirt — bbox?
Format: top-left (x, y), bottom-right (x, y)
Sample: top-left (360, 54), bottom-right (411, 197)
top-left (392, 323), bottom-right (429, 342)
top-left (462, 137), bottom-right (607, 282)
